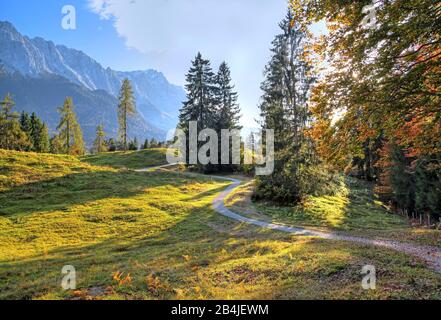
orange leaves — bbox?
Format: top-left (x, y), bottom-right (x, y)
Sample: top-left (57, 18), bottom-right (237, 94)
top-left (182, 255), bottom-right (191, 262)
top-left (112, 271), bottom-right (132, 286)
top-left (146, 273), bottom-right (173, 297)
top-left (393, 109), bottom-right (441, 157)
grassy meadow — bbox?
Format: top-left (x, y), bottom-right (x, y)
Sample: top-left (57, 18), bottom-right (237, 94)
top-left (0, 149), bottom-right (440, 300)
top-left (226, 180), bottom-right (441, 248)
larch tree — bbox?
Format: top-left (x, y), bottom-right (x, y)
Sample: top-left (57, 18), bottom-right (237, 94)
top-left (93, 125), bottom-right (107, 154)
top-left (117, 78), bottom-right (136, 151)
top-left (0, 94), bottom-right (31, 151)
top-left (56, 97), bottom-right (85, 155)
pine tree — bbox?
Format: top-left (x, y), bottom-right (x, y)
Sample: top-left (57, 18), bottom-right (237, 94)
top-left (56, 97), bottom-right (85, 155)
top-left (0, 93), bottom-right (17, 121)
top-left (107, 138), bottom-right (117, 152)
top-left (128, 137), bottom-right (139, 151)
top-left (389, 144), bottom-right (415, 215)
top-left (19, 111), bottom-right (32, 134)
top-left (50, 135), bottom-right (64, 154)
top-left (414, 157), bottom-right (441, 221)
top-left (142, 139), bottom-right (150, 150)
top-left (214, 62), bottom-right (242, 172)
top-left (0, 94), bottom-right (31, 151)
top-left (150, 138), bottom-right (158, 148)
top-left (254, 12), bottom-right (316, 204)
top-left (179, 52), bottom-right (217, 172)
top-left (19, 111), bottom-right (33, 151)
top-left (215, 62), bottom-right (241, 131)
top-left (117, 79), bottom-right (136, 151)
top-left (30, 112), bottom-right (50, 153)
top-left (93, 125), bottom-right (107, 154)
top-left (38, 123), bottom-right (50, 153)
top-left (18, 111), bottom-right (50, 153)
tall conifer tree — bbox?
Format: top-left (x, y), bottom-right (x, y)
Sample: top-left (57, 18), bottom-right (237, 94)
top-left (255, 11), bottom-right (316, 203)
top-left (214, 62), bottom-right (242, 172)
top-left (56, 97), bottom-right (85, 155)
top-left (93, 125), bottom-right (107, 154)
top-left (117, 79), bottom-right (136, 151)
top-left (179, 53), bottom-right (217, 172)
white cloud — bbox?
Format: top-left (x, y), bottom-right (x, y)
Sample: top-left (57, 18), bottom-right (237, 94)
top-left (88, 0), bottom-right (288, 127)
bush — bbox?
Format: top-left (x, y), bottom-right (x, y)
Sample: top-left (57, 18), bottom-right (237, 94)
top-left (253, 163), bottom-right (345, 205)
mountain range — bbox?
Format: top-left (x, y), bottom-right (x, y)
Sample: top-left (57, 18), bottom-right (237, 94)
top-left (0, 21), bottom-right (186, 144)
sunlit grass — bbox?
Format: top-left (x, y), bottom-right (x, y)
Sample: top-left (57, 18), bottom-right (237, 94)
top-left (80, 148), bottom-right (169, 169)
top-left (226, 179), bottom-right (441, 247)
top-left (1, 150), bottom-right (440, 300)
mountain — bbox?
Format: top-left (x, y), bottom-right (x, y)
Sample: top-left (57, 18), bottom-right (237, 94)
top-left (0, 21), bottom-right (186, 143)
top-left (0, 71), bottom-right (163, 143)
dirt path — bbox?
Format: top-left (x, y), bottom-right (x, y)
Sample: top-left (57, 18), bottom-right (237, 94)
top-left (139, 165), bottom-right (441, 274)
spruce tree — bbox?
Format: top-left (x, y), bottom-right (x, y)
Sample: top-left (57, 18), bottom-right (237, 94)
top-left (214, 62), bottom-right (242, 172)
top-left (56, 97), bottom-right (85, 155)
top-left (128, 137), bottom-right (139, 151)
top-left (30, 112), bottom-right (50, 153)
top-left (142, 139), bottom-right (150, 150)
top-left (117, 79), bottom-right (136, 151)
top-left (215, 62), bottom-right (241, 131)
top-left (179, 52), bottom-right (217, 172)
top-left (254, 12), bottom-right (316, 204)
top-left (107, 138), bottom-right (117, 152)
top-left (150, 138), bottom-right (158, 148)
top-left (389, 144), bottom-right (415, 215)
top-left (19, 111), bottom-right (32, 134)
top-left (93, 125), bottom-right (107, 154)
top-left (38, 123), bottom-right (50, 153)
top-left (19, 111), bottom-right (33, 151)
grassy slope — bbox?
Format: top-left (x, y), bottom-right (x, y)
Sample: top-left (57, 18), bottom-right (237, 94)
top-left (0, 150), bottom-right (440, 300)
top-left (226, 178), bottom-right (441, 248)
top-left (80, 148), bottom-right (168, 169)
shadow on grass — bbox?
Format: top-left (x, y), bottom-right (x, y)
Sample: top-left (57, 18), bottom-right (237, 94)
top-left (80, 149), bottom-right (168, 170)
top-left (0, 170), bottom-right (202, 217)
top-left (249, 176), bottom-right (408, 233)
top-left (0, 200), bottom-right (257, 300)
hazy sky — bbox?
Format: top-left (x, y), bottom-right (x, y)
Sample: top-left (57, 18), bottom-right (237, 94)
top-left (0, 0), bottom-right (297, 127)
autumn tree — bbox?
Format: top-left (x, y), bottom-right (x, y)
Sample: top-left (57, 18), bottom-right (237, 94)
top-left (0, 94), bottom-right (31, 151)
top-left (93, 125), bottom-right (107, 154)
top-left (56, 97), bottom-right (85, 155)
top-left (292, 0), bottom-right (441, 219)
top-left (118, 79), bottom-right (136, 151)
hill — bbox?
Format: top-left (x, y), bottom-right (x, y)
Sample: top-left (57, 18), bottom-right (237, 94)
top-left (1, 149), bottom-right (440, 300)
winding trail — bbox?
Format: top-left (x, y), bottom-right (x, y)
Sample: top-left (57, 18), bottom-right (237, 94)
top-left (139, 165), bottom-right (441, 274)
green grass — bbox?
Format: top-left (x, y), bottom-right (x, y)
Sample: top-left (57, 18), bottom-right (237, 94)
top-left (80, 148), bottom-right (168, 169)
top-left (1, 149), bottom-right (441, 300)
top-left (226, 178), bottom-right (441, 248)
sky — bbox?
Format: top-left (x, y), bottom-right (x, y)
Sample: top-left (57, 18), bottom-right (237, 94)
top-left (0, 0), bottom-right (303, 128)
